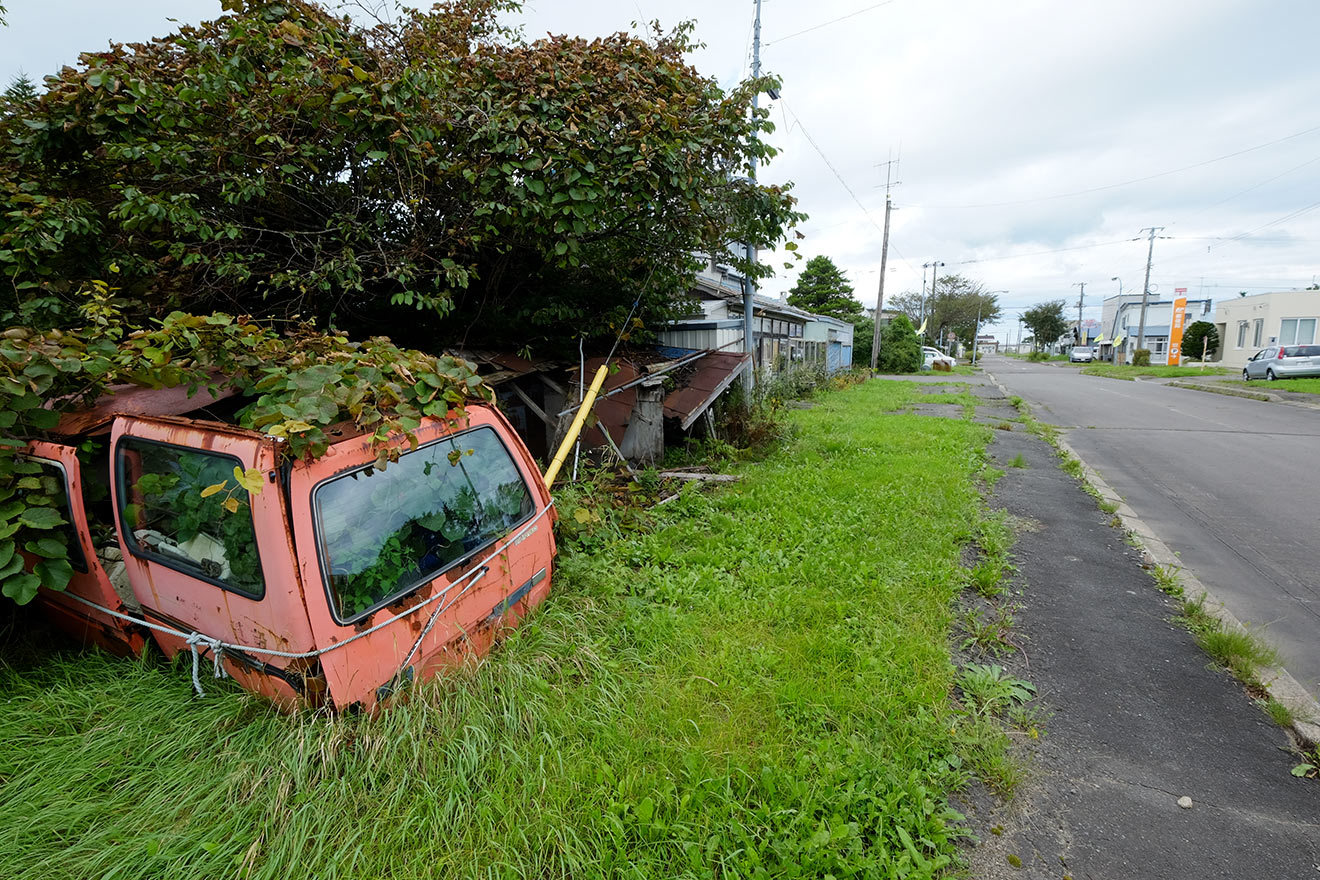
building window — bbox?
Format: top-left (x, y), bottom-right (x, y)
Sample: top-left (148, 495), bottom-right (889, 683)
top-left (1236, 321), bottom-right (1248, 348)
top-left (1252, 319), bottom-right (1263, 347)
top-left (1279, 318), bottom-right (1316, 346)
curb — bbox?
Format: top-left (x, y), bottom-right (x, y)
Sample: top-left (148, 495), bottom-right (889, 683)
top-left (1166, 381), bottom-right (1273, 402)
top-left (986, 370), bottom-right (1320, 750)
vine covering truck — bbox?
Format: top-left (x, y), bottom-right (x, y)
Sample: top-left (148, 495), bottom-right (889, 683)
top-left (26, 384), bottom-right (557, 711)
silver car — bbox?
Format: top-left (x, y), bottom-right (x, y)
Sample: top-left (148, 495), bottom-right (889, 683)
top-left (1069, 346), bottom-right (1094, 363)
top-left (1242, 344), bottom-right (1320, 381)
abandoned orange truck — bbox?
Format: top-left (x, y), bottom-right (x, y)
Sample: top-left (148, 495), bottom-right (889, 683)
top-left (26, 385), bottom-right (560, 712)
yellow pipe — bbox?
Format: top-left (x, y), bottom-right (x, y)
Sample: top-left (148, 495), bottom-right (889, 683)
top-left (542, 364), bottom-right (610, 488)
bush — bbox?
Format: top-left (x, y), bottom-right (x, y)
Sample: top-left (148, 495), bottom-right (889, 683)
top-left (1183, 321), bottom-right (1219, 360)
top-left (877, 314), bottom-right (922, 373)
top-left (1132, 349), bottom-right (1151, 366)
top-left (1025, 350), bottom-right (1050, 362)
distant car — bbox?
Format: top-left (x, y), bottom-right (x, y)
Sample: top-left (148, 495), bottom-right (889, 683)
top-left (1242, 344), bottom-right (1320, 381)
top-left (922, 346), bottom-right (956, 371)
top-left (1069, 346), bottom-right (1095, 363)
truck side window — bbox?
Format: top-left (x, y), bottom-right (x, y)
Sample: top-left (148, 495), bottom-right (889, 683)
top-left (115, 437), bottom-right (265, 598)
top-left (27, 458), bottom-right (88, 573)
top-left (314, 426), bottom-right (534, 623)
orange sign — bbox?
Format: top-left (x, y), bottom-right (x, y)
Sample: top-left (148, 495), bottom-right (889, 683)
top-left (1167, 291), bottom-right (1188, 365)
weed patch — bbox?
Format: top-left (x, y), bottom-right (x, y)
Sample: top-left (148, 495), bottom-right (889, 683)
top-left (0, 378), bottom-right (988, 879)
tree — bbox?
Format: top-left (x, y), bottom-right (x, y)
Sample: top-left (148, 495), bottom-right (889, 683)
top-left (1021, 301), bottom-right (1068, 352)
top-left (850, 315), bottom-right (874, 369)
top-left (1182, 321), bottom-right (1219, 361)
top-left (0, 0), bottom-right (803, 357)
top-left (928, 274), bottom-right (1000, 349)
top-left (887, 291), bottom-right (925, 327)
top-left (786, 255), bottom-right (862, 320)
top-left (877, 313), bottom-right (921, 373)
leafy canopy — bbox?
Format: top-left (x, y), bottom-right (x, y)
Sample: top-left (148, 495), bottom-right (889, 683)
top-left (786, 255), bottom-right (862, 320)
top-left (0, 289), bottom-right (489, 605)
top-left (1021, 300), bottom-right (1068, 351)
top-left (0, 0), bottom-right (803, 356)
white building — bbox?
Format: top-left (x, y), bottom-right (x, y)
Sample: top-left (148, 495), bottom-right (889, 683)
top-left (1211, 290), bottom-right (1320, 369)
top-left (1097, 294), bottom-right (1213, 362)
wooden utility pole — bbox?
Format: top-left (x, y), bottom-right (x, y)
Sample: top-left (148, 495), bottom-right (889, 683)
top-left (1073, 281), bottom-right (1086, 343)
top-left (870, 161), bottom-right (898, 370)
top-left (741, 0), bottom-right (764, 393)
top-left (1136, 226), bottom-right (1164, 352)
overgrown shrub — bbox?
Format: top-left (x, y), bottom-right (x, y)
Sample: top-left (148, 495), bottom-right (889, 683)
top-left (1132, 348), bottom-right (1151, 366)
top-left (877, 314), bottom-right (922, 373)
top-left (1025, 350), bottom-right (1050, 362)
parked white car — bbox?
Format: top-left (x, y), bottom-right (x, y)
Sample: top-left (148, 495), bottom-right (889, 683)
top-left (1069, 346), bottom-right (1095, 363)
top-left (922, 346), bottom-right (956, 370)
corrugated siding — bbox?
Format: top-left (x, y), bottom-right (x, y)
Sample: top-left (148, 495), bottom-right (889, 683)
top-left (827, 342), bottom-right (842, 373)
top-left (657, 327), bottom-right (742, 352)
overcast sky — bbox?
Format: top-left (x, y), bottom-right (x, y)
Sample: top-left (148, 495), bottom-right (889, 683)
top-left (4, 0), bottom-right (1319, 340)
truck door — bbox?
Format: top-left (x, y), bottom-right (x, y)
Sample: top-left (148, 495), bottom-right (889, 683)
top-left (110, 416), bottom-right (321, 706)
top-left (26, 440), bottom-right (148, 657)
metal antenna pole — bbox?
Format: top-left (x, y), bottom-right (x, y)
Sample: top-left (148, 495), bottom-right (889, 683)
top-left (1136, 227), bottom-right (1164, 352)
top-left (741, 0), bottom-right (763, 394)
top-left (870, 160), bottom-right (898, 370)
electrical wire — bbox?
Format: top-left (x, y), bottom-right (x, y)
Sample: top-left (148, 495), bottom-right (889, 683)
top-left (908, 122), bottom-right (1320, 210)
top-left (763, 1), bottom-right (900, 47)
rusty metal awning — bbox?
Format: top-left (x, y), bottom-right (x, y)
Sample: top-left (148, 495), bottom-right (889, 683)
top-left (663, 351), bottom-right (749, 430)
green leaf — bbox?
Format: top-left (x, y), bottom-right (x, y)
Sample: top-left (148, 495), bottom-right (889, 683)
top-left (23, 537), bottom-right (66, 558)
top-left (35, 557), bottom-right (73, 591)
top-left (2, 572), bottom-right (41, 604)
top-left (18, 507), bottom-right (66, 529)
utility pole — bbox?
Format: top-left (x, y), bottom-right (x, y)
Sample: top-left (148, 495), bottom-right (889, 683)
top-left (927, 261), bottom-right (944, 344)
top-left (1072, 281), bottom-right (1086, 344)
top-left (1136, 226), bottom-right (1165, 353)
top-left (741, 0), bottom-right (764, 394)
top-left (869, 160), bottom-right (899, 370)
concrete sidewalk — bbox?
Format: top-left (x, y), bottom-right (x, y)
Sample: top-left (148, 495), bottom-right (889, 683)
top-left (937, 376), bottom-right (1320, 879)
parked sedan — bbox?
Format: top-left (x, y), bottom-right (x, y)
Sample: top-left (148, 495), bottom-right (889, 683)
top-left (1069, 346), bottom-right (1095, 363)
top-left (1242, 344), bottom-right (1320, 381)
top-left (922, 346), bottom-right (956, 370)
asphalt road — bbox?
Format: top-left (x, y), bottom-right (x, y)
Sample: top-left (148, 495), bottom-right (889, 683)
top-left (982, 354), bottom-right (1320, 703)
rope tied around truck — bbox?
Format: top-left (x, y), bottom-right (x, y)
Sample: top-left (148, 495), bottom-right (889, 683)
top-left (59, 501), bottom-right (553, 698)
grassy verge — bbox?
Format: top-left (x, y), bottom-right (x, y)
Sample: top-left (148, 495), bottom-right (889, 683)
top-left (0, 379), bottom-right (992, 879)
top-left (1229, 376), bottom-right (1320, 395)
top-left (1081, 364), bottom-right (1229, 380)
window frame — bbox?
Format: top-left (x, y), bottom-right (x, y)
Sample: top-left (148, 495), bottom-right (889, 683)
top-left (113, 435), bottom-right (267, 599)
top-left (1253, 318), bottom-right (1264, 347)
top-left (1236, 321), bottom-right (1248, 349)
top-left (310, 424), bottom-right (537, 626)
top-left (24, 456), bottom-right (89, 574)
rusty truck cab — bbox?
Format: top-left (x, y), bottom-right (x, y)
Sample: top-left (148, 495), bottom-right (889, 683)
top-left (32, 392), bottom-right (556, 711)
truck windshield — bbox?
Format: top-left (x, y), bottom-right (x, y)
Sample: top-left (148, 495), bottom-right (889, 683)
top-left (314, 426), bottom-right (534, 622)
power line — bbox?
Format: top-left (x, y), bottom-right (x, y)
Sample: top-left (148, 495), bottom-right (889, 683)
top-left (907, 122), bottom-right (1320, 210)
top-left (763, 1), bottom-right (899, 47)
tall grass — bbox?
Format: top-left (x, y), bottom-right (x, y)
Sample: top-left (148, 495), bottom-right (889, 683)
top-left (0, 379), bottom-right (989, 879)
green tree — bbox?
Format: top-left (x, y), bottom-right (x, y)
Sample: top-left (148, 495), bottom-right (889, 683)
top-left (929, 275), bottom-right (1000, 349)
top-left (0, 0), bottom-right (803, 356)
top-left (1182, 321), bottom-right (1219, 360)
top-left (877, 313), bottom-right (921, 373)
top-left (850, 315), bottom-right (874, 369)
top-left (1021, 300), bottom-right (1068, 352)
top-left (887, 291), bottom-right (925, 329)
top-left (786, 255), bottom-right (862, 320)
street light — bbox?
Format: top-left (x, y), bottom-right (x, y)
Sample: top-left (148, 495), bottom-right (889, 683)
top-left (1111, 276), bottom-right (1123, 297)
